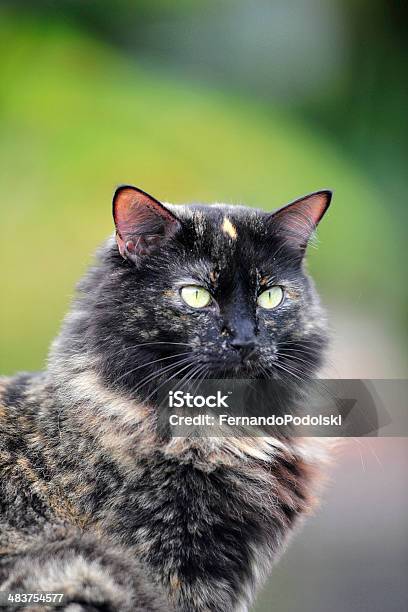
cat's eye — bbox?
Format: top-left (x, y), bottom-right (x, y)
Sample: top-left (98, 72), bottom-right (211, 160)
top-left (180, 286), bottom-right (212, 309)
top-left (257, 286), bottom-right (284, 310)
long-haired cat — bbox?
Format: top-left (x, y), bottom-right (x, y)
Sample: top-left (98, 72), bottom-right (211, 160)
top-left (0, 185), bottom-right (332, 611)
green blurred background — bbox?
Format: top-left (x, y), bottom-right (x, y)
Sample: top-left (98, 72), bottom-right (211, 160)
top-left (0, 3), bottom-right (407, 611)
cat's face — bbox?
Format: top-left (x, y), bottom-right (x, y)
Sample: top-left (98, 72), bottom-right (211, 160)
top-left (74, 186), bottom-right (331, 398)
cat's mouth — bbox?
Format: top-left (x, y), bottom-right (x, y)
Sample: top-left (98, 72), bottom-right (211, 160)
top-left (177, 345), bottom-right (266, 380)
top-left (197, 358), bottom-right (263, 380)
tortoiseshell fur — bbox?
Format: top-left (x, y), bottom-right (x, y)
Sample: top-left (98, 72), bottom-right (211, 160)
top-left (0, 192), bottom-right (331, 611)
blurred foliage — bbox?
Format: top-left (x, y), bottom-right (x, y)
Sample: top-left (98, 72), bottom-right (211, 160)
top-left (7, 1), bottom-right (407, 206)
top-left (0, 8), bottom-right (405, 374)
top-left (303, 1), bottom-right (408, 201)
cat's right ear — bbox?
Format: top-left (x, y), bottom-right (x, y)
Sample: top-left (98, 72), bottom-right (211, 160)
top-left (112, 185), bottom-right (181, 263)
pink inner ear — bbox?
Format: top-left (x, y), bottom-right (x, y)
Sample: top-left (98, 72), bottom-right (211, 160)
top-left (299, 193), bottom-right (331, 227)
top-left (271, 190), bottom-right (331, 249)
top-left (114, 188), bottom-right (141, 239)
top-left (114, 187), bottom-right (177, 241)
top-left (113, 186), bottom-right (180, 261)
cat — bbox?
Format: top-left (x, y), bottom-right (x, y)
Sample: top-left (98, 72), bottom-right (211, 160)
top-left (0, 185), bottom-right (332, 611)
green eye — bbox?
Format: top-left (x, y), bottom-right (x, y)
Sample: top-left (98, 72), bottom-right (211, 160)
top-left (181, 286), bottom-right (212, 309)
top-left (257, 286), bottom-right (284, 309)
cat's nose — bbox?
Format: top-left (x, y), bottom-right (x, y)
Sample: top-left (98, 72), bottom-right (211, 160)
top-left (230, 338), bottom-right (257, 361)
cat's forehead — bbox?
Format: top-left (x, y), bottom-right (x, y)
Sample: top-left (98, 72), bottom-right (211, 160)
top-left (163, 202), bottom-right (280, 282)
top-left (166, 202), bottom-right (268, 241)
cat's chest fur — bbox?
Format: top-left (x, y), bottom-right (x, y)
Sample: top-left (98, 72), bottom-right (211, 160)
top-left (82, 443), bottom-right (316, 611)
top-left (0, 370), bottom-right (324, 611)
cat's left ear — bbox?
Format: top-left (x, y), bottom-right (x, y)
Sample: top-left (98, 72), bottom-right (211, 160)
top-left (268, 190), bottom-right (332, 254)
top-left (112, 185), bottom-right (181, 263)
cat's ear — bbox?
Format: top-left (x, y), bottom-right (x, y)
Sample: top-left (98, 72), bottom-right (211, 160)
top-left (268, 190), bottom-right (332, 254)
top-left (112, 185), bottom-right (181, 263)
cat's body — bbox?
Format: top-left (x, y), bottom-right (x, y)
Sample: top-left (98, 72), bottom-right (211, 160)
top-left (0, 187), bottom-right (332, 611)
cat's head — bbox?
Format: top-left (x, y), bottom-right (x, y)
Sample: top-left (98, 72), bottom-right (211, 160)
top-left (57, 185), bottom-right (331, 400)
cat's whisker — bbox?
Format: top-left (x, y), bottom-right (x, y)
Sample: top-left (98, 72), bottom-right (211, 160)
top-left (276, 353), bottom-right (315, 376)
top-left (142, 360), bottom-right (198, 405)
top-left (126, 359), bottom-right (192, 397)
top-left (272, 360), bottom-right (307, 383)
top-left (131, 357), bottom-right (194, 397)
top-left (166, 363), bottom-right (210, 412)
top-left (137, 354), bottom-right (200, 392)
top-left (191, 364), bottom-right (209, 394)
top-left (281, 344), bottom-right (337, 373)
top-left (99, 340), bottom-right (194, 357)
top-left (112, 352), bottom-right (192, 386)
top-left (151, 361), bottom-right (205, 413)
top-left (279, 339), bottom-right (324, 349)
top-left (278, 347), bottom-right (321, 358)
top-left (177, 362), bottom-right (208, 396)
top-left (276, 351), bottom-right (315, 367)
